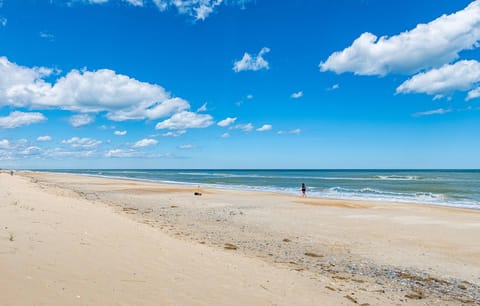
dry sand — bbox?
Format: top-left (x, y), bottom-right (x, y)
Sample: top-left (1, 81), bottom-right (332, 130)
top-left (1, 171), bottom-right (480, 305)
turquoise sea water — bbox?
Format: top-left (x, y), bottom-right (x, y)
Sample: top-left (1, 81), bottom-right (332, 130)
top-left (40, 169), bottom-right (480, 209)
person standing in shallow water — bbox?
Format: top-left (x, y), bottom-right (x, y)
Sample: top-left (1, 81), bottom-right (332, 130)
top-left (301, 183), bottom-right (306, 197)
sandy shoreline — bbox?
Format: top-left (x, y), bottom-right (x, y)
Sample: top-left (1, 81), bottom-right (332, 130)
top-left (1, 171), bottom-right (479, 305)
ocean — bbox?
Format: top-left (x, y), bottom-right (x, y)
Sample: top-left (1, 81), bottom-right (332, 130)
top-left (40, 169), bottom-right (480, 209)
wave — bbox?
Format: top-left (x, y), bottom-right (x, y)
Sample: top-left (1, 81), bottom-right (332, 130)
top-left (176, 172), bottom-right (424, 181)
top-left (307, 186), bottom-right (470, 208)
top-left (375, 175), bottom-right (420, 181)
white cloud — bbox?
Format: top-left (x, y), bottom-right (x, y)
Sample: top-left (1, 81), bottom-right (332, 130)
top-left (18, 146), bottom-right (41, 156)
top-left (39, 32), bottom-right (55, 41)
top-left (327, 84), bottom-right (340, 91)
top-left (155, 111), bottom-right (213, 130)
top-left (396, 60), bottom-right (480, 97)
top-left (152, 0), bottom-right (251, 20)
top-left (45, 147), bottom-right (97, 158)
top-left (0, 138), bottom-right (43, 160)
top-left (196, 102), bottom-right (207, 112)
top-left (82, 0), bottom-right (251, 20)
top-left (412, 108), bottom-right (452, 117)
top-left (0, 17), bottom-right (6, 27)
top-left (152, 0), bottom-right (168, 10)
top-left (0, 56), bottom-right (191, 121)
top-left (221, 132), bottom-right (230, 138)
top-left (0, 139), bottom-right (9, 148)
top-left (132, 138), bottom-right (158, 148)
top-left (291, 91), bottom-right (303, 99)
top-left (99, 125), bottom-right (115, 130)
top-left (86, 0), bottom-right (109, 3)
top-left (233, 47), bottom-right (270, 72)
top-left (125, 0), bottom-right (144, 6)
top-left (61, 137), bottom-right (102, 148)
top-left (37, 135), bottom-right (52, 142)
top-left (231, 123), bottom-right (253, 132)
top-left (320, 1), bottom-right (480, 76)
top-left (69, 114), bottom-right (95, 127)
top-left (105, 149), bottom-right (152, 158)
top-left (161, 130), bottom-right (187, 137)
top-left (153, 0), bottom-right (221, 20)
top-left (217, 116), bottom-right (237, 127)
top-left (467, 86), bottom-right (480, 100)
top-left (114, 130), bottom-right (127, 136)
top-left (0, 111), bottom-right (47, 129)
top-left (256, 124), bottom-right (272, 132)
top-left (278, 128), bottom-right (301, 135)
top-left (178, 144), bottom-right (194, 150)
top-left (246, 94), bottom-right (253, 100)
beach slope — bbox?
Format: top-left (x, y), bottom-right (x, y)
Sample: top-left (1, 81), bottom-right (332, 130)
top-left (1, 171), bottom-right (479, 305)
top-left (0, 172), bottom-right (342, 305)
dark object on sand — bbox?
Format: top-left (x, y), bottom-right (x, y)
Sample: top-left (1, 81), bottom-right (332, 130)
top-left (194, 192), bottom-right (202, 196)
top-left (224, 243), bottom-right (238, 250)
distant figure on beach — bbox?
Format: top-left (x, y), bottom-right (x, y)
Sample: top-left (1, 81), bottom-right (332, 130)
top-left (301, 183), bottom-right (306, 197)
top-left (10, 170), bottom-right (13, 176)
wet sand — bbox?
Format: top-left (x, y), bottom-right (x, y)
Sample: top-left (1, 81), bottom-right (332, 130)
top-left (1, 171), bottom-right (479, 305)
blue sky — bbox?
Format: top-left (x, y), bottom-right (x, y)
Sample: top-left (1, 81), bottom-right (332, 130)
top-left (0, 0), bottom-right (479, 169)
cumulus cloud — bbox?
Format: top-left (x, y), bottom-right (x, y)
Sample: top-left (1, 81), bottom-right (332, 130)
top-left (18, 146), bottom-right (42, 156)
top-left (291, 91), bottom-right (303, 99)
top-left (221, 132), bottom-right (230, 138)
top-left (69, 114), bottom-right (95, 127)
top-left (132, 138), bottom-right (158, 148)
top-left (217, 116), bottom-right (237, 127)
top-left (0, 111), bottom-right (47, 129)
top-left (412, 108), bottom-right (452, 117)
top-left (256, 124), bottom-right (272, 132)
top-left (396, 60), bottom-right (480, 97)
top-left (320, 1), bottom-right (480, 76)
top-left (0, 139), bottom-right (44, 160)
top-left (155, 111), bottom-right (213, 130)
top-left (37, 135), bottom-right (52, 142)
top-left (0, 56), bottom-right (191, 121)
top-left (61, 137), bottom-right (102, 148)
top-left (0, 17), bottom-right (6, 27)
top-left (233, 47), bottom-right (270, 72)
top-left (114, 130), bottom-right (127, 136)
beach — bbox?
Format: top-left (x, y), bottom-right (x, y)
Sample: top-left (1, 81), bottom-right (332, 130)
top-left (1, 171), bottom-right (479, 305)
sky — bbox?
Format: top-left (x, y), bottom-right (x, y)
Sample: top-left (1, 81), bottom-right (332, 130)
top-left (0, 0), bottom-right (480, 169)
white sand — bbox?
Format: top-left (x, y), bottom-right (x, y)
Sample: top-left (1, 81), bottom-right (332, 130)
top-left (0, 172), bottom-right (343, 305)
top-left (1, 171), bottom-right (479, 305)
